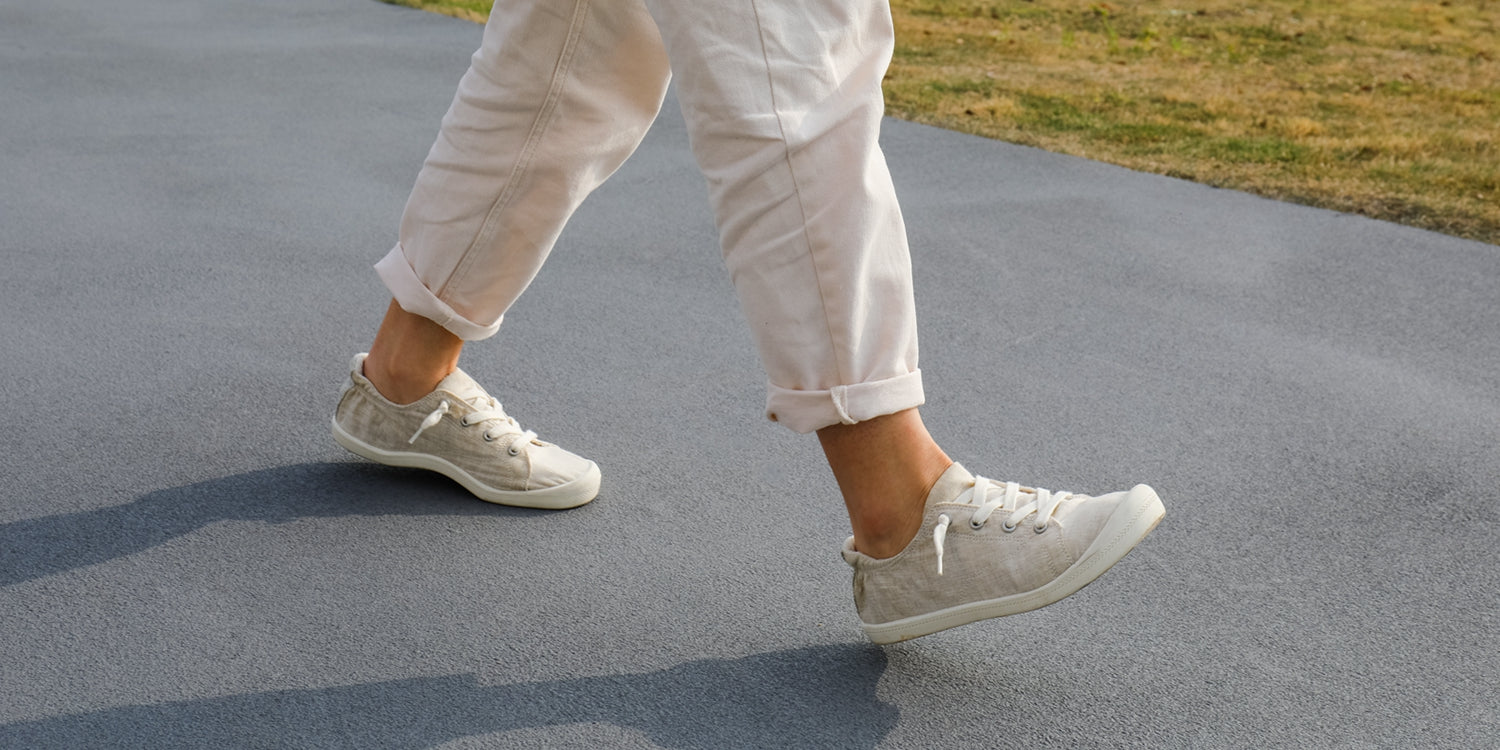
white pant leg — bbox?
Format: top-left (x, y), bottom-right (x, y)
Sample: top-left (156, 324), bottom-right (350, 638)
top-left (377, 0), bottom-right (671, 340)
top-left (643, 0), bottom-right (924, 433)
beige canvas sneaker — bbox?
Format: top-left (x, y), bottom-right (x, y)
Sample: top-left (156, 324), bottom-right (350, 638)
top-left (332, 353), bottom-right (601, 509)
top-left (842, 462), bottom-right (1164, 644)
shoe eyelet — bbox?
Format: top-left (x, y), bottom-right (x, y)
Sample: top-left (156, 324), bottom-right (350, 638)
top-left (459, 416), bottom-right (472, 427)
top-left (969, 518), bottom-right (985, 531)
top-left (507, 446), bottom-right (520, 457)
top-left (1001, 521), bottom-right (1017, 533)
top-left (482, 432), bottom-right (496, 442)
top-left (1034, 524), bottom-right (1048, 535)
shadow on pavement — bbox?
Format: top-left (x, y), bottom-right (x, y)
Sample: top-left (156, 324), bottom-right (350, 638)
top-left (0, 462), bottom-right (522, 587)
top-left (0, 644), bottom-right (895, 748)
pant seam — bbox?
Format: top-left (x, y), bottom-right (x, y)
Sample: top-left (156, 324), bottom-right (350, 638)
top-left (747, 0), bottom-right (849, 388)
top-left (437, 0), bottom-right (594, 302)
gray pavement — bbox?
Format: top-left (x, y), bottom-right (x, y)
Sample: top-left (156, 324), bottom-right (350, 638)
top-left (2, 0), bottom-right (1497, 747)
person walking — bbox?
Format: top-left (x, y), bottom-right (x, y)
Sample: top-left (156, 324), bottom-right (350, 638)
top-left (331, 0), bottom-right (1164, 644)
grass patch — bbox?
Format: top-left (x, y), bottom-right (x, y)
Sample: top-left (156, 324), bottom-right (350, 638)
top-left (379, 0), bottom-right (487, 23)
top-left (381, 0), bottom-right (1500, 245)
top-left (887, 0), bottom-right (1499, 244)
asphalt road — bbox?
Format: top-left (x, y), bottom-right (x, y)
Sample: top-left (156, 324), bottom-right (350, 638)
top-left (2, 0), bottom-right (1496, 747)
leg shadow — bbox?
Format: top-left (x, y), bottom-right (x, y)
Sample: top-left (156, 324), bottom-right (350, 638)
top-left (0, 644), bottom-right (896, 749)
top-left (0, 462), bottom-right (527, 587)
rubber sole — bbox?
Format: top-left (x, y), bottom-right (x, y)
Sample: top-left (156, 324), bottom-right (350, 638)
top-left (861, 485), bottom-right (1165, 644)
top-left (332, 416), bottom-right (601, 510)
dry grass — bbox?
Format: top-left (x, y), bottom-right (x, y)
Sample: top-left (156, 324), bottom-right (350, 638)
top-left (382, 0), bottom-right (1500, 245)
top-left (379, 0), bottom-right (487, 23)
top-left (887, 0), bottom-right (1499, 244)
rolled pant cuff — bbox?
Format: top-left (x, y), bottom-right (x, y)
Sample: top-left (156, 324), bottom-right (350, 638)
top-left (374, 244), bottom-right (503, 341)
top-left (765, 370), bottom-right (925, 434)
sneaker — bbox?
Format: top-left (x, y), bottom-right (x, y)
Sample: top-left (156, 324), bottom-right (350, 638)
top-left (841, 462), bottom-right (1164, 644)
top-left (331, 353), bottom-right (601, 509)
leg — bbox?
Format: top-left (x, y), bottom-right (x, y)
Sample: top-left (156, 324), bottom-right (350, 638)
top-left (644, 0), bottom-right (934, 545)
top-left (336, 0), bottom-right (673, 508)
top-left (646, 0), bottom-right (1164, 642)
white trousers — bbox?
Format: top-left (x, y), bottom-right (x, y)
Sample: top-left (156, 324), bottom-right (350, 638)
top-left (375, 0), bottom-right (924, 433)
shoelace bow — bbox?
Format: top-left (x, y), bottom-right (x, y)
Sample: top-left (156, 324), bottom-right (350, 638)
top-left (407, 395), bottom-right (537, 453)
top-left (932, 477), bottom-right (1073, 575)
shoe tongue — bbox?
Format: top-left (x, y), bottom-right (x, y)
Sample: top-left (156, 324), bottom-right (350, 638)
top-left (924, 462), bottom-right (975, 506)
top-left (434, 367), bottom-right (492, 409)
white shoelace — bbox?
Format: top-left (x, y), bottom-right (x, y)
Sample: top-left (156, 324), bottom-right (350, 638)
top-left (407, 397), bottom-right (537, 452)
top-left (932, 477), bottom-right (1072, 575)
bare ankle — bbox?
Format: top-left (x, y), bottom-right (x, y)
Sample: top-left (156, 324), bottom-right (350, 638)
top-left (362, 354), bottom-right (449, 405)
top-left (363, 300), bottom-right (464, 404)
top-left (852, 511), bottom-right (925, 559)
top-left (819, 409), bottom-right (952, 559)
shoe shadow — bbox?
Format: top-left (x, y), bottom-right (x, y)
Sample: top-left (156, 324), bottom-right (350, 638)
top-left (0, 462), bottom-right (531, 587)
top-left (0, 644), bottom-right (895, 749)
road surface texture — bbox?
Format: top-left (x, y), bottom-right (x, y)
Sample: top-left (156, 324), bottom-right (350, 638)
top-left (1, 0), bottom-right (1496, 746)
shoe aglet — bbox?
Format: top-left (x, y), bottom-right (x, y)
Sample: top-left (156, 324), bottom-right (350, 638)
top-left (934, 514), bottom-right (951, 575)
top-left (408, 400), bottom-right (450, 444)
